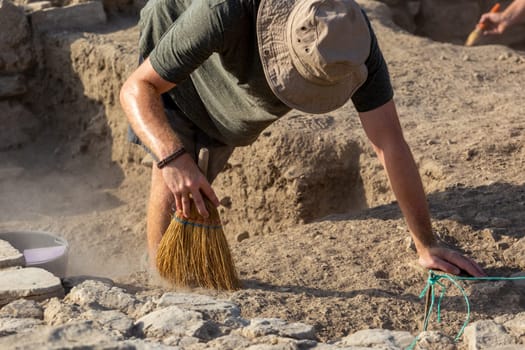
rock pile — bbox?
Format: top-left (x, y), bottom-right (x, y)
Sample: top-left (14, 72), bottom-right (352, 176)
top-left (1, 237), bottom-right (524, 349)
top-left (0, 0), bottom-right (139, 151)
top-left (0, 0), bottom-right (39, 150)
top-left (0, 239), bottom-right (64, 306)
top-left (0, 0), bottom-right (108, 151)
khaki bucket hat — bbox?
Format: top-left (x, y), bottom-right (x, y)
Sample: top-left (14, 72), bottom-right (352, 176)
top-left (257, 0), bottom-right (371, 114)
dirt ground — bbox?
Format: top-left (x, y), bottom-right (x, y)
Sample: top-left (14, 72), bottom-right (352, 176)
top-left (1, 0), bottom-right (524, 346)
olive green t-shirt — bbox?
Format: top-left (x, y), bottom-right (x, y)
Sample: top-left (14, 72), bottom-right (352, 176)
top-left (138, 0), bottom-right (393, 146)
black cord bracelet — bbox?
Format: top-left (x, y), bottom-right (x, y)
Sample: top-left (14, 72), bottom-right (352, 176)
top-left (157, 147), bottom-right (186, 169)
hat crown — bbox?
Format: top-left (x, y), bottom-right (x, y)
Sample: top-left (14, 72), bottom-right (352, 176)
top-left (288, 0), bottom-right (370, 86)
top-left (256, 0), bottom-right (370, 113)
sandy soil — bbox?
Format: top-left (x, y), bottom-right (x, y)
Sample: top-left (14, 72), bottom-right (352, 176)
top-left (1, 0), bottom-right (524, 346)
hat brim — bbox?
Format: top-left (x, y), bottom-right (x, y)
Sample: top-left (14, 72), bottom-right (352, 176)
top-left (257, 0), bottom-right (369, 114)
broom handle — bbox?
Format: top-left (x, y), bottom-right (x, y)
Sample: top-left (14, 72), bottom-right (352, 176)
top-left (198, 147), bottom-right (209, 179)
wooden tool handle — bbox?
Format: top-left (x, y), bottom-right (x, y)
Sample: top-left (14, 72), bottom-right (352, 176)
top-left (490, 3), bottom-right (501, 13)
top-left (198, 147), bottom-right (209, 179)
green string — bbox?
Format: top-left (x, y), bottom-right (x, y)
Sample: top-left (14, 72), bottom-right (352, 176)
top-left (406, 270), bottom-right (525, 350)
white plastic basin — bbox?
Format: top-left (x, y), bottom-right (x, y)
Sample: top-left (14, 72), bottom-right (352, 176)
top-left (0, 231), bottom-right (69, 278)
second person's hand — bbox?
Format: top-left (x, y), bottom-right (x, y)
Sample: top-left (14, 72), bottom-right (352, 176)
top-left (480, 12), bottom-right (509, 34)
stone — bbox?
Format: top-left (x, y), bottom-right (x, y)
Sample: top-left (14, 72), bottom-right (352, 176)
top-left (61, 275), bottom-right (114, 292)
top-left (80, 309), bottom-right (134, 337)
top-left (0, 239), bottom-right (25, 269)
top-left (503, 312), bottom-right (525, 341)
top-left (135, 305), bottom-right (219, 340)
top-left (163, 335), bottom-right (200, 347)
top-left (0, 321), bottom-right (121, 349)
top-left (414, 331), bottom-right (456, 350)
top-left (338, 328), bottom-right (415, 349)
top-left (43, 297), bottom-right (82, 326)
top-left (463, 320), bottom-right (515, 349)
top-left (0, 267), bottom-right (64, 306)
top-left (0, 317), bottom-right (44, 337)
top-left (65, 279), bottom-right (138, 313)
top-left (0, 299), bottom-right (43, 319)
top-left (241, 318), bottom-right (287, 338)
top-left (156, 292), bottom-right (241, 322)
top-left (116, 339), bottom-right (181, 349)
top-left (24, 1), bottom-right (53, 12)
top-left (236, 231), bottom-right (250, 242)
top-left (31, 1), bottom-right (107, 33)
top-left (204, 333), bottom-right (253, 349)
top-left (241, 318), bottom-right (316, 340)
top-left (504, 237), bottom-right (525, 269)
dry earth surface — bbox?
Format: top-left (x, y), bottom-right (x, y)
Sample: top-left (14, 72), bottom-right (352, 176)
top-left (1, 0), bottom-right (524, 348)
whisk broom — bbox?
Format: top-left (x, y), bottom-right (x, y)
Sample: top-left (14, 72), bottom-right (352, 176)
top-left (156, 147), bottom-right (241, 290)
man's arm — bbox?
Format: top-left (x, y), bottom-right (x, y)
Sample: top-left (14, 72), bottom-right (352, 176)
top-left (358, 99), bottom-right (486, 277)
top-left (119, 58), bottom-right (219, 217)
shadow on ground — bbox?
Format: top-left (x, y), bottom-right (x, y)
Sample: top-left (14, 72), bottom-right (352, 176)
top-left (334, 182), bottom-right (525, 240)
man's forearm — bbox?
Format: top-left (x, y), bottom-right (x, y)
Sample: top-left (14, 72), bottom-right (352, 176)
top-left (359, 100), bottom-right (437, 253)
top-left (504, 0), bottom-right (525, 26)
top-left (378, 139), bottom-right (437, 252)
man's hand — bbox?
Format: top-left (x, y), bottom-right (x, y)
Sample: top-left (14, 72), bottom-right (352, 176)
top-left (417, 243), bottom-right (486, 277)
top-left (161, 153), bottom-right (220, 218)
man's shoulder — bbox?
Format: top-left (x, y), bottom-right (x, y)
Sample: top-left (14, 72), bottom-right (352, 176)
top-left (205, 0), bottom-right (258, 21)
top-left (140, 0), bottom-right (255, 17)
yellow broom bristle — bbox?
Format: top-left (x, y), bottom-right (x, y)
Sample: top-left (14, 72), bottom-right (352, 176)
top-left (465, 28), bottom-right (482, 47)
top-left (156, 198), bottom-right (241, 290)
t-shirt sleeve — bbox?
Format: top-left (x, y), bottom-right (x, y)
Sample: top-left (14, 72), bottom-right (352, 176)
top-left (351, 12), bottom-right (394, 113)
top-left (148, 0), bottom-right (227, 84)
